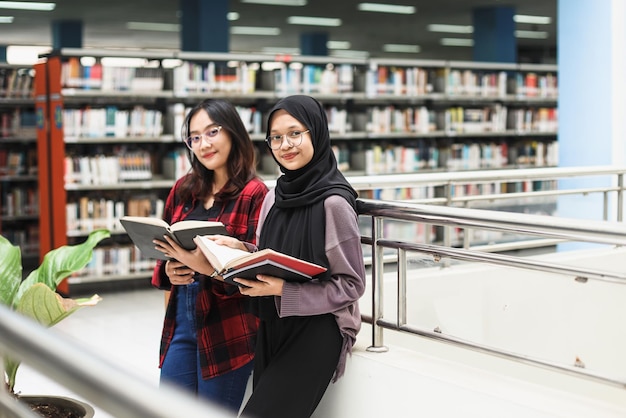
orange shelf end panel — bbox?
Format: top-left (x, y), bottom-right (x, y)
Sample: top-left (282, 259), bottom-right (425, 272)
top-left (36, 56), bottom-right (69, 294)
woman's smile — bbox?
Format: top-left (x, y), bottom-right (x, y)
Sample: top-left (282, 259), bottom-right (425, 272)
top-left (201, 149), bottom-right (217, 159)
top-left (280, 150), bottom-right (298, 161)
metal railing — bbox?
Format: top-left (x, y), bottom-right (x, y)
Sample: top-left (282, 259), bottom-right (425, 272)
top-left (0, 302), bottom-right (232, 417)
top-left (351, 165), bottom-right (626, 253)
top-left (358, 197), bottom-right (626, 388)
top-left (349, 165), bottom-right (625, 220)
top-left (2, 165), bottom-right (626, 416)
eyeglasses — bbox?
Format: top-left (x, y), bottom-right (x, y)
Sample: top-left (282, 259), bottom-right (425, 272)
top-left (184, 126), bottom-right (222, 149)
top-left (265, 130), bottom-right (310, 150)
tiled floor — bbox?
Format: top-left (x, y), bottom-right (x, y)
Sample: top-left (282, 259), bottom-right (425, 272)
top-left (15, 285), bottom-right (165, 418)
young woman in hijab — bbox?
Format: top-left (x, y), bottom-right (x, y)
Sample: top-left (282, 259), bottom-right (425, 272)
top-left (151, 98), bottom-right (267, 415)
top-left (210, 94), bottom-right (366, 418)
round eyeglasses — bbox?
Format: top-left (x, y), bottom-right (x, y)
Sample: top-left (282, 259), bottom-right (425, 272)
top-left (184, 126), bottom-right (222, 149)
top-left (265, 130), bottom-right (310, 150)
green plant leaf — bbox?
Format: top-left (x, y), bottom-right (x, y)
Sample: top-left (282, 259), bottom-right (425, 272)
top-left (0, 235), bottom-right (22, 307)
top-left (15, 229), bottom-right (110, 305)
top-left (2, 229), bottom-right (110, 394)
top-left (4, 356), bottom-right (19, 393)
top-left (7, 285), bottom-right (102, 393)
top-left (15, 283), bottom-right (102, 327)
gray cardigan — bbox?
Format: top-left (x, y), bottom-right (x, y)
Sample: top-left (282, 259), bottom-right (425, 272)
top-left (256, 190), bottom-right (367, 381)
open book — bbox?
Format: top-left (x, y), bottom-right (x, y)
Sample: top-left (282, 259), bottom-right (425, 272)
top-left (120, 216), bottom-right (227, 260)
top-left (194, 235), bottom-right (327, 285)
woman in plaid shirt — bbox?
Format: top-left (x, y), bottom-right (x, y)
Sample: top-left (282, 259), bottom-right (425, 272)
top-left (151, 98), bottom-right (267, 415)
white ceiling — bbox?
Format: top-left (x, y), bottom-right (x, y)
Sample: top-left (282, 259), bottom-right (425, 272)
top-left (1, 0), bottom-right (557, 62)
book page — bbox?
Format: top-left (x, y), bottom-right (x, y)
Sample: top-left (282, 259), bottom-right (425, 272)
top-left (170, 220), bottom-right (224, 232)
top-left (195, 236), bottom-right (327, 278)
top-left (195, 235), bottom-right (250, 272)
top-left (120, 215), bottom-right (169, 228)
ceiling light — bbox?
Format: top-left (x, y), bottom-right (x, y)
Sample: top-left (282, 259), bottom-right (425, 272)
top-left (327, 40), bottom-right (351, 50)
top-left (0, 1), bottom-right (55, 11)
top-left (227, 12), bottom-right (239, 21)
top-left (288, 62), bottom-right (303, 70)
top-left (514, 14), bottom-right (551, 25)
top-left (330, 50), bottom-right (369, 59)
top-left (162, 59), bottom-right (183, 69)
top-left (428, 24), bottom-right (473, 34)
top-left (127, 22), bottom-right (180, 32)
top-left (440, 38), bottom-right (474, 47)
top-left (241, 0), bottom-right (306, 5)
top-left (357, 3), bottom-right (415, 14)
top-left (6, 45), bottom-right (50, 65)
top-left (0, 15), bottom-right (13, 22)
top-left (80, 56), bottom-right (96, 66)
top-left (261, 62), bottom-right (286, 71)
top-left (287, 16), bottom-right (341, 26)
top-left (231, 26), bottom-right (281, 35)
top-left (383, 44), bottom-right (420, 53)
top-left (261, 46), bottom-right (301, 54)
top-left (101, 57), bottom-right (149, 68)
top-left (515, 30), bottom-right (548, 39)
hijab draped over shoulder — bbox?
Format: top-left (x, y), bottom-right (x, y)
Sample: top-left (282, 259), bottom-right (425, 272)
top-left (259, 95), bottom-right (358, 279)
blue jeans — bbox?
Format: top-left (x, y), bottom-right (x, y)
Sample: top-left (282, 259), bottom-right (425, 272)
top-left (160, 282), bottom-right (252, 414)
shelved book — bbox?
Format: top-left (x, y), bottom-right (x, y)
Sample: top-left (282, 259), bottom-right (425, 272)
top-left (120, 216), bottom-right (227, 260)
top-left (194, 235), bottom-right (327, 286)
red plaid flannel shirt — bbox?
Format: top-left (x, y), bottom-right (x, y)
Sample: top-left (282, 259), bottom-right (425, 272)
top-left (152, 176), bottom-right (268, 379)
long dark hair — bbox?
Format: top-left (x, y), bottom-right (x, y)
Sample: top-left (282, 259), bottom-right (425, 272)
top-left (176, 98), bottom-right (257, 203)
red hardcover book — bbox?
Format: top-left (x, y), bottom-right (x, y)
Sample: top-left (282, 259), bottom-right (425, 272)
top-left (195, 235), bottom-right (327, 286)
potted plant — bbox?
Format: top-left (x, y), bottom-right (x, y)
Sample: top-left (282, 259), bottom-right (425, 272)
top-left (0, 229), bottom-right (110, 418)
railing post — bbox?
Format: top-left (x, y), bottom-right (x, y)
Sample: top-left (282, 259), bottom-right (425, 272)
top-left (442, 182), bottom-right (453, 267)
top-left (444, 182), bottom-right (453, 248)
top-left (618, 173), bottom-right (624, 223)
top-left (463, 200), bottom-right (472, 249)
top-left (397, 248), bottom-right (407, 327)
top-left (367, 215), bottom-right (388, 352)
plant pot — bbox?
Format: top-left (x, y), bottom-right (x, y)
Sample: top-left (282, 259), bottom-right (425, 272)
top-left (18, 395), bottom-right (95, 418)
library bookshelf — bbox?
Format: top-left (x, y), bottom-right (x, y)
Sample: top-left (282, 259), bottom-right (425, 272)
top-left (34, 48), bottom-right (558, 293)
top-left (0, 64), bottom-right (38, 275)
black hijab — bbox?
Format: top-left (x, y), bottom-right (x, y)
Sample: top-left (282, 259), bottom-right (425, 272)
top-left (259, 95), bottom-right (357, 280)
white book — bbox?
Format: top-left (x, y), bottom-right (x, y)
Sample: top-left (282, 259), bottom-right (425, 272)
top-left (89, 157), bottom-right (100, 185)
top-left (114, 201), bottom-right (125, 231)
top-left (115, 111), bottom-right (128, 138)
top-left (78, 156), bottom-right (92, 185)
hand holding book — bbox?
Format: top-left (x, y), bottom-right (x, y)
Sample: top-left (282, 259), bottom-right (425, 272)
top-left (194, 235), bottom-right (327, 286)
